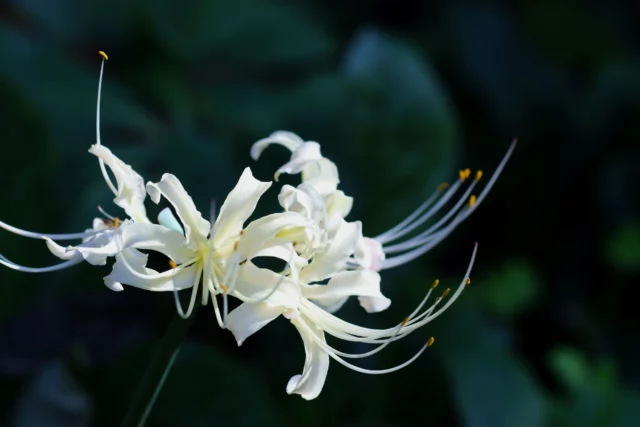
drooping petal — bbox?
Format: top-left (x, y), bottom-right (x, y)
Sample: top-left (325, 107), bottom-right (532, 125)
top-left (250, 131), bottom-right (304, 160)
top-left (147, 174), bottom-right (210, 250)
top-left (212, 167), bottom-right (271, 247)
top-left (324, 190), bottom-right (353, 221)
top-left (358, 295), bottom-right (392, 313)
top-left (105, 248), bottom-right (199, 291)
top-left (120, 223), bottom-right (195, 263)
top-left (287, 317), bottom-right (330, 400)
top-left (278, 184), bottom-right (327, 226)
top-left (300, 219), bottom-right (361, 284)
top-left (88, 144), bottom-right (149, 223)
top-left (225, 302), bottom-right (286, 346)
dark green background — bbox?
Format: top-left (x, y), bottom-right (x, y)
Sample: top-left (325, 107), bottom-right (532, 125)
top-left (1, 1), bottom-right (638, 426)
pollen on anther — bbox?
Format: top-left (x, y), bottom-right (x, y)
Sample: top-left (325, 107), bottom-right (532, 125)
top-left (168, 259), bottom-right (178, 269)
top-left (113, 217), bottom-right (120, 228)
top-left (459, 168), bottom-right (471, 181)
top-left (466, 277), bottom-right (471, 285)
top-left (442, 288), bottom-right (451, 298)
top-left (469, 195), bottom-right (477, 208)
top-left (437, 182), bottom-right (449, 191)
top-left (402, 317), bottom-right (410, 326)
top-left (426, 337), bottom-right (435, 347)
top-left (233, 241), bottom-right (239, 251)
top-left (431, 279), bottom-right (440, 289)
top-left (98, 51), bottom-right (108, 60)
top-left (475, 170), bottom-right (483, 181)
top-left (220, 283), bottom-right (228, 293)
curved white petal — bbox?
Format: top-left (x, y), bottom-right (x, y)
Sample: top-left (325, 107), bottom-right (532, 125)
top-left (250, 131), bottom-right (305, 160)
top-left (212, 168), bottom-right (271, 246)
top-left (147, 174), bottom-right (210, 250)
top-left (44, 229), bottom-right (121, 266)
top-left (88, 144), bottom-right (149, 223)
top-left (324, 190), bottom-right (353, 221)
top-left (238, 212), bottom-right (310, 261)
top-left (251, 240), bottom-right (308, 282)
top-left (357, 295), bottom-right (392, 313)
top-left (313, 296), bottom-right (349, 314)
top-left (120, 223), bottom-right (195, 263)
top-left (278, 184), bottom-right (327, 228)
top-left (354, 236), bottom-right (386, 272)
top-left (300, 158), bottom-right (339, 196)
top-left (302, 270), bottom-right (384, 302)
top-left (300, 220), bottom-right (361, 284)
top-left (287, 317), bottom-right (329, 400)
top-left (106, 248), bottom-right (199, 291)
top-left (233, 262), bottom-right (301, 308)
top-left (225, 302), bottom-right (285, 346)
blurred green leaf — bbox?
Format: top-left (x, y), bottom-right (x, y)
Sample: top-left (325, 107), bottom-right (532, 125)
top-left (549, 346), bottom-right (591, 394)
top-left (606, 222), bottom-right (640, 273)
top-left (477, 259), bottom-right (542, 318)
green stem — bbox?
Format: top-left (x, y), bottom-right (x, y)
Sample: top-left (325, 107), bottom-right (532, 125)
top-left (120, 305), bottom-right (198, 427)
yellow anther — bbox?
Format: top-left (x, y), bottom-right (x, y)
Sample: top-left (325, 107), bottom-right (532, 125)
top-left (233, 241), bottom-right (239, 251)
top-left (466, 277), bottom-right (471, 285)
top-left (437, 182), bottom-right (449, 191)
top-left (442, 288), bottom-right (451, 298)
top-left (469, 195), bottom-right (477, 208)
top-left (431, 279), bottom-right (440, 289)
top-left (475, 170), bottom-right (483, 182)
top-left (220, 283), bottom-right (228, 293)
top-left (459, 168), bottom-right (471, 182)
top-left (402, 317), bottom-right (410, 326)
top-left (426, 337), bottom-right (435, 347)
top-left (98, 51), bottom-right (108, 60)
top-left (113, 217), bottom-right (120, 228)
top-left (168, 259), bottom-right (178, 269)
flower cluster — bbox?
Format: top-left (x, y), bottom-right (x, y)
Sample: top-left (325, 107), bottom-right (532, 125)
top-left (0, 53), bottom-right (515, 400)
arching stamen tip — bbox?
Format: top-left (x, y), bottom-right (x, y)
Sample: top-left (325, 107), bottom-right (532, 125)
top-left (466, 277), bottom-right (471, 285)
top-left (442, 288), bottom-right (451, 298)
top-left (469, 195), bottom-right (477, 208)
top-left (459, 169), bottom-right (471, 182)
top-left (426, 337), bottom-right (435, 347)
top-left (475, 170), bottom-right (483, 181)
top-left (168, 259), bottom-right (178, 269)
top-left (402, 317), bottom-right (410, 326)
top-left (220, 283), bottom-right (228, 294)
top-left (437, 182), bottom-right (449, 191)
top-left (98, 51), bottom-right (108, 60)
top-left (431, 279), bottom-right (440, 289)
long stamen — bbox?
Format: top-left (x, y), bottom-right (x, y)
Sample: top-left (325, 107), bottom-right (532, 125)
top-left (97, 205), bottom-right (116, 220)
top-left (0, 253), bottom-right (81, 273)
top-left (0, 220), bottom-right (97, 241)
top-left (96, 51), bottom-right (118, 196)
top-left (173, 265), bottom-right (202, 319)
top-left (382, 179), bottom-right (478, 255)
top-left (209, 271), bottom-right (226, 328)
top-left (296, 317), bottom-right (433, 374)
top-left (118, 254), bottom-right (199, 280)
top-left (376, 181), bottom-right (462, 244)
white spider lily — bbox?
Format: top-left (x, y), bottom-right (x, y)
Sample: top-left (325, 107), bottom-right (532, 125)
top-left (251, 129), bottom-right (516, 274)
top-left (226, 232), bottom-right (479, 400)
top-left (0, 52), bottom-right (149, 283)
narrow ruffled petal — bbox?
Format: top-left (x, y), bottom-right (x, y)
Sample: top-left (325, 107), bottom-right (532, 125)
top-left (238, 212), bottom-right (310, 261)
top-left (44, 229), bottom-right (122, 266)
top-left (225, 302), bottom-right (286, 346)
top-left (300, 219), bottom-right (361, 284)
top-left (354, 237), bottom-right (386, 272)
top-left (88, 144), bottom-right (149, 223)
top-left (105, 248), bottom-right (199, 291)
top-left (357, 295), bottom-right (392, 313)
top-left (250, 131), bottom-right (305, 160)
top-left (212, 168), bottom-right (272, 246)
top-left (120, 223), bottom-right (195, 263)
top-left (287, 317), bottom-right (330, 400)
top-left (278, 184), bottom-right (327, 226)
top-left (147, 174), bottom-right (210, 250)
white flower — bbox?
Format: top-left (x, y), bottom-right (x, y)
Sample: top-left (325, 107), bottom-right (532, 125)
top-left (250, 131), bottom-right (516, 307)
top-left (0, 52), bottom-right (149, 283)
top-left (225, 231), bottom-right (479, 400)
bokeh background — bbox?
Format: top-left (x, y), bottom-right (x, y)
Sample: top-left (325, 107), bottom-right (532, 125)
top-left (1, 0), bottom-right (639, 426)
